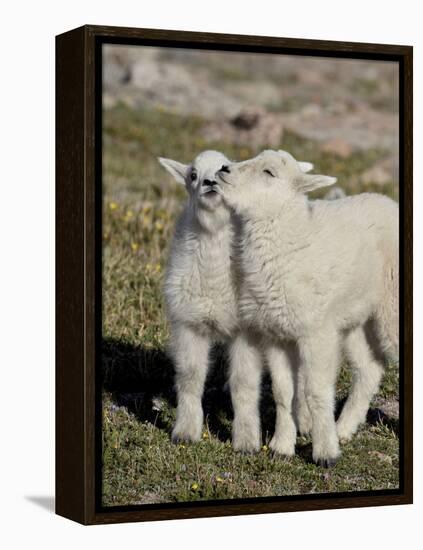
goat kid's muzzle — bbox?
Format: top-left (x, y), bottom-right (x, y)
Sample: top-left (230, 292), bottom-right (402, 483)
top-left (200, 180), bottom-right (224, 196)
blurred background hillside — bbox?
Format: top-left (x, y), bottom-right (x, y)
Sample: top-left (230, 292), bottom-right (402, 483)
top-left (104, 45), bottom-right (399, 200)
top-left (101, 45), bottom-right (399, 506)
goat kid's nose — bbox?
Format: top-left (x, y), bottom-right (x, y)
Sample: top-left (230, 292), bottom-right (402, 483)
top-left (203, 179), bottom-right (217, 187)
top-left (220, 165), bottom-right (230, 174)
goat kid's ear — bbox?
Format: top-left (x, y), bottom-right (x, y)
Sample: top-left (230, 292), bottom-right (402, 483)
top-left (298, 161), bottom-right (314, 173)
top-left (158, 157), bottom-right (189, 185)
top-left (296, 173), bottom-right (337, 193)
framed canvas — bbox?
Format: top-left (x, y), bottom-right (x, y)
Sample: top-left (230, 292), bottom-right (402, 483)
top-left (56, 24), bottom-right (413, 525)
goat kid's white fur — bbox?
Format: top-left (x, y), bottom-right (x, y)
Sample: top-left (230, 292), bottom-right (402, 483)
top-left (159, 150), bottom-right (314, 452)
top-left (159, 151), bottom-right (241, 445)
top-left (217, 150), bottom-right (398, 465)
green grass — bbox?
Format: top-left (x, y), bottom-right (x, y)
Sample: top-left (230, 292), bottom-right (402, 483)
top-left (102, 103), bottom-right (399, 507)
top-left (103, 392), bottom-right (399, 505)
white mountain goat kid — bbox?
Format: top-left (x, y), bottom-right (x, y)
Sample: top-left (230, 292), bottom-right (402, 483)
top-left (159, 151), bottom-right (239, 444)
top-left (216, 150), bottom-right (398, 466)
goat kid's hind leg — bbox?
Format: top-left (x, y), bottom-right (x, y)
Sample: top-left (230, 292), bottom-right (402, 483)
top-left (336, 326), bottom-right (383, 442)
top-left (294, 354), bottom-right (313, 436)
top-left (229, 333), bottom-right (263, 453)
top-left (171, 325), bottom-right (210, 444)
top-left (266, 344), bottom-right (297, 457)
top-left (299, 328), bottom-right (340, 467)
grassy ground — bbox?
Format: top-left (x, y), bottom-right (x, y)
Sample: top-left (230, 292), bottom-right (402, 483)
top-left (102, 102), bottom-right (399, 507)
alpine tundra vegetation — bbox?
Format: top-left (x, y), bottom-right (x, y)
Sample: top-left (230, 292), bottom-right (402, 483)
top-left (216, 150), bottom-right (399, 466)
top-left (102, 99), bottom-right (400, 504)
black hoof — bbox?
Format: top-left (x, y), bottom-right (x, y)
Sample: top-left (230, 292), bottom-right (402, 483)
top-left (315, 457), bottom-right (338, 468)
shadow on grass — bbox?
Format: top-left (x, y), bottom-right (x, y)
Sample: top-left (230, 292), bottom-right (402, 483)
top-left (102, 338), bottom-right (239, 442)
top-left (102, 338), bottom-right (399, 457)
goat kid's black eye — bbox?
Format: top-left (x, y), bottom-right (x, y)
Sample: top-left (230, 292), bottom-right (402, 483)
top-left (190, 171), bottom-right (197, 181)
top-left (263, 169), bottom-right (275, 177)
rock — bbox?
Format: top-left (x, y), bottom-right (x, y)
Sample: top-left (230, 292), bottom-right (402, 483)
top-left (361, 157), bottom-right (397, 186)
top-left (320, 138), bottom-right (353, 158)
top-left (231, 108), bottom-right (261, 130)
top-left (368, 451), bottom-right (393, 465)
top-left (103, 61), bottom-right (131, 88)
top-left (202, 107), bottom-right (283, 148)
top-left (136, 491), bottom-right (164, 505)
top-left (301, 103), bottom-right (322, 118)
top-left (102, 93), bottom-right (117, 110)
top-left (132, 60), bottom-right (190, 92)
top-left (372, 397), bottom-right (399, 419)
top-left (281, 108), bottom-right (399, 153)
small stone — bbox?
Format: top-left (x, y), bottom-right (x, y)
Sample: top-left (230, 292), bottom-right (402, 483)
top-left (361, 158), bottom-right (395, 186)
top-left (320, 138), bottom-right (353, 158)
top-left (301, 103), bottom-right (322, 117)
top-left (231, 108), bottom-right (261, 130)
top-left (202, 107), bottom-right (283, 148)
top-left (368, 451), bottom-right (393, 464)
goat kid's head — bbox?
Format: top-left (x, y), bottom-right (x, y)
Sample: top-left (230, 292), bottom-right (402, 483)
top-left (216, 149), bottom-right (336, 216)
top-left (159, 150), bottom-right (229, 213)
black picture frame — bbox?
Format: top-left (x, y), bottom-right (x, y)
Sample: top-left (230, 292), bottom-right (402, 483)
top-left (56, 24), bottom-right (413, 525)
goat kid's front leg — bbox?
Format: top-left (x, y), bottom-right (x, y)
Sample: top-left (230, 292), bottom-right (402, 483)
top-left (266, 344), bottom-right (297, 456)
top-left (229, 333), bottom-right (263, 453)
top-left (171, 325), bottom-right (210, 444)
top-left (299, 328), bottom-right (341, 467)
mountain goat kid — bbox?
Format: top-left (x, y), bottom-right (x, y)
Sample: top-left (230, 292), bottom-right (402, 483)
top-left (216, 150), bottom-right (398, 466)
top-left (159, 151), bottom-right (239, 444)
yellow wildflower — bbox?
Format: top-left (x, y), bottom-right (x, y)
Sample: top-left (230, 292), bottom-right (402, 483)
top-left (109, 201), bottom-right (118, 211)
top-left (157, 208), bottom-right (170, 220)
top-left (131, 242), bottom-right (139, 252)
top-left (202, 431), bottom-right (209, 440)
top-left (142, 216), bottom-right (152, 228)
top-left (155, 220), bottom-right (164, 231)
top-left (191, 482), bottom-right (199, 491)
top-left (262, 445), bottom-right (268, 452)
top-left (215, 476), bottom-right (224, 483)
